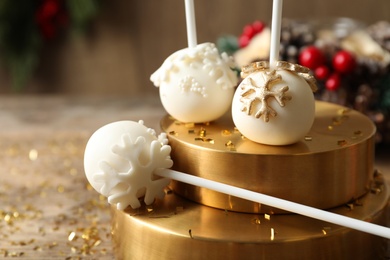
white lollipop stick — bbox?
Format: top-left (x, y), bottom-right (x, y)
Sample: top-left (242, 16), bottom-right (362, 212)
top-left (184, 0), bottom-right (197, 48)
top-left (269, 0), bottom-right (283, 68)
top-left (155, 168), bottom-right (390, 239)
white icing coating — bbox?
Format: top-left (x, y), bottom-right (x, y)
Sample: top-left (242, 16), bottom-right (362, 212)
top-left (84, 120), bottom-right (173, 210)
top-left (150, 42), bottom-right (238, 123)
top-left (232, 69), bottom-right (315, 145)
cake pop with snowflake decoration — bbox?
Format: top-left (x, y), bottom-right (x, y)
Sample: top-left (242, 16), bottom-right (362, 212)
top-left (232, 0), bottom-right (317, 145)
top-left (84, 120), bottom-right (172, 210)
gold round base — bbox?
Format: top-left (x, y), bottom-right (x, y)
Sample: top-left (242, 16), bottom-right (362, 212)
top-left (161, 101), bottom-right (376, 213)
top-left (111, 174), bottom-right (389, 260)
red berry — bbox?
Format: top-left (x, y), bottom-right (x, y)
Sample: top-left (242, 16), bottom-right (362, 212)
top-left (314, 65), bottom-right (330, 80)
top-left (238, 34), bottom-right (251, 48)
top-left (332, 50), bottom-right (356, 74)
top-left (252, 21), bottom-right (265, 34)
top-left (243, 25), bottom-right (255, 39)
top-left (325, 73), bottom-right (341, 91)
top-left (299, 46), bottom-right (325, 69)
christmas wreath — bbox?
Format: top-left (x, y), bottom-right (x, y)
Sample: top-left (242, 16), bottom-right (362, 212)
top-left (0, 0), bottom-right (100, 91)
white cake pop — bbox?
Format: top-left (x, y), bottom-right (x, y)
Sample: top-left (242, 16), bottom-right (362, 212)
top-left (232, 61), bottom-right (317, 145)
top-left (84, 120), bottom-right (172, 210)
top-left (150, 42), bottom-right (238, 123)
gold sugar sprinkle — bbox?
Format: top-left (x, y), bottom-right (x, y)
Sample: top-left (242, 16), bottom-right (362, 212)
top-left (270, 228), bottom-right (275, 240)
top-left (304, 136), bottom-right (312, 141)
top-left (327, 125), bottom-right (333, 131)
top-left (188, 129), bottom-right (195, 134)
top-left (371, 187), bottom-right (381, 194)
top-left (225, 140), bottom-right (234, 147)
top-left (199, 128), bottom-right (206, 137)
top-left (57, 185), bottom-right (65, 193)
top-left (169, 131), bottom-right (178, 136)
top-left (29, 149), bottom-right (38, 161)
top-left (322, 229), bottom-right (327, 235)
top-left (69, 168), bottom-right (78, 176)
top-left (205, 138), bottom-right (214, 144)
top-left (332, 115), bottom-right (349, 125)
top-left (264, 214), bottom-right (271, 220)
top-left (194, 137), bottom-right (214, 144)
top-left (354, 200), bottom-right (363, 206)
top-left (185, 122), bottom-right (195, 128)
top-left (68, 231), bottom-right (77, 241)
top-left (33, 246), bottom-right (42, 251)
top-left (221, 129), bottom-right (231, 136)
top-left (337, 140), bottom-right (347, 146)
top-left (338, 108), bottom-right (351, 115)
top-left (252, 218), bottom-right (261, 225)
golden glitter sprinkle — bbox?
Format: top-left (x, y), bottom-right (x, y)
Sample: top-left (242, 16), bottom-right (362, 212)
top-left (338, 108), bottom-right (351, 115)
top-left (194, 137), bottom-right (215, 144)
top-left (205, 138), bottom-right (214, 144)
top-left (264, 214), bottom-right (271, 220)
top-left (169, 131), bottom-right (178, 136)
top-left (57, 185), bottom-right (65, 193)
top-left (322, 226), bottom-right (332, 235)
top-left (185, 122), bottom-right (195, 128)
top-left (304, 136), bottom-right (312, 141)
top-left (225, 140), bottom-right (235, 149)
top-left (68, 231), bottom-right (77, 241)
top-left (328, 125), bottom-right (333, 131)
top-left (199, 128), bottom-right (206, 137)
top-left (337, 140), bottom-right (348, 146)
top-left (188, 129), bottom-right (195, 134)
top-left (251, 218), bottom-right (261, 225)
top-left (270, 228), bottom-right (275, 240)
top-left (29, 149), bottom-right (38, 161)
top-left (221, 129), bottom-right (231, 136)
top-left (332, 115), bottom-right (349, 125)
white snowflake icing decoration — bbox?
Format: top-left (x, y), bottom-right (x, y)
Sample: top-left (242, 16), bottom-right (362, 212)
top-left (93, 132), bottom-right (173, 210)
top-left (150, 42), bottom-right (237, 93)
top-left (240, 70), bottom-right (292, 122)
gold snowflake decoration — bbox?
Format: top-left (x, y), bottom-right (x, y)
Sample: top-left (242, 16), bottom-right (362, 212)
top-left (239, 70), bottom-right (292, 122)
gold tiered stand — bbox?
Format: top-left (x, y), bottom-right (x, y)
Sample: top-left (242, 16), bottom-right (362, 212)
top-left (112, 101), bottom-right (389, 259)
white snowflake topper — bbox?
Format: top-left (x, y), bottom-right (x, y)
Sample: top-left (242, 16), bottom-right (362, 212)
top-left (85, 121), bottom-right (173, 210)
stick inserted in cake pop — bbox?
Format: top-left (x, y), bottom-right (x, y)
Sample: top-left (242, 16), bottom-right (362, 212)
top-left (184, 0), bottom-right (197, 48)
top-left (84, 120), bottom-right (390, 240)
top-left (269, 0), bottom-right (283, 68)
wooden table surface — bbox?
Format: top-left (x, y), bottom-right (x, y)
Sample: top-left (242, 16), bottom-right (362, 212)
top-left (0, 95), bottom-right (388, 259)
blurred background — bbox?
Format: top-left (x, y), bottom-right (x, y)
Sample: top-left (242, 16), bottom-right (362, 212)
top-left (0, 0), bottom-right (389, 96)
